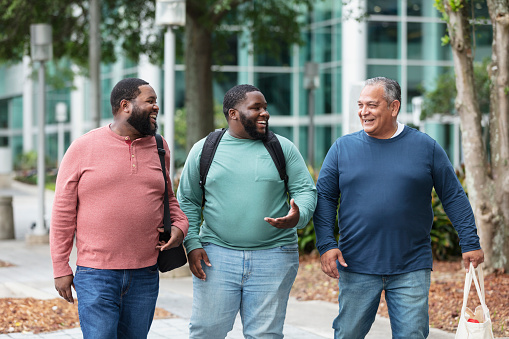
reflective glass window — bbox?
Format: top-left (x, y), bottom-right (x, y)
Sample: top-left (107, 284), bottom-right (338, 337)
top-left (367, 65), bottom-right (399, 83)
top-left (367, 0), bottom-right (398, 15)
top-left (472, 24), bottom-right (493, 62)
top-left (408, 23), bottom-right (452, 60)
top-left (367, 22), bottom-right (398, 59)
top-left (407, 0), bottom-right (423, 16)
top-left (255, 73), bottom-right (291, 116)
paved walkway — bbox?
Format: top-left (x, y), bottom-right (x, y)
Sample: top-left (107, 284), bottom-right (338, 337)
top-left (0, 181), bottom-right (459, 338)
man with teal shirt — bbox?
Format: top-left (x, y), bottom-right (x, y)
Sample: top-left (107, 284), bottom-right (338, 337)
top-left (177, 84), bottom-right (317, 338)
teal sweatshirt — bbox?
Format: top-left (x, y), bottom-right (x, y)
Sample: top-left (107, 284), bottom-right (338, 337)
top-left (178, 131), bottom-right (317, 253)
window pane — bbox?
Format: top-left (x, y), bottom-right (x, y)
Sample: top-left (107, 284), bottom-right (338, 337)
top-left (408, 23), bottom-right (451, 61)
top-left (255, 73), bottom-right (291, 116)
top-left (368, 22), bottom-right (398, 59)
top-left (367, 0), bottom-right (398, 15)
top-left (367, 65), bottom-right (399, 83)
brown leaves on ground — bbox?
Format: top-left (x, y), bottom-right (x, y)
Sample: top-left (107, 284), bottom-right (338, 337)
top-left (291, 253), bottom-right (509, 338)
top-left (0, 298), bottom-right (175, 335)
top-left (0, 260), bottom-right (14, 268)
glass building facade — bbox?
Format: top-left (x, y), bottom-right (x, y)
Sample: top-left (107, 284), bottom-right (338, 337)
top-left (0, 0), bottom-right (493, 171)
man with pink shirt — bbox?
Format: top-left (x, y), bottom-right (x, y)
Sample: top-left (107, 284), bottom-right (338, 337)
top-left (50, 77), bottom-right (189, 339)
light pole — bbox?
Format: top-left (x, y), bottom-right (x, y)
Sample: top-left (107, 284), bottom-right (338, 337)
top-left (155, 0), bottom-right (186, 182)
top-left (304, 62), bottom-right (320, 167)
top-left (30, 24), bottom-right (52, 240)
top-left (55, 102), bottom-right (67, 167)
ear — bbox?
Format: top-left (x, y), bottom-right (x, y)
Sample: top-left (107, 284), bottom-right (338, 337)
top-left (120, 99), bottom-right (131, 113)
top-left (390, 100), bottom-right (400, 116)
top-left (228, 108), bottom-right (237, 120)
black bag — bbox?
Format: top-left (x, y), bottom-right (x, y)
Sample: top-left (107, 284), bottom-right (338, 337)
top-left (155, 134), bottom-right (187, 272)
top-left (199, 128), bottom-right (289, 207)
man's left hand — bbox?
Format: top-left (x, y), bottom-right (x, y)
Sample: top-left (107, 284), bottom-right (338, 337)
top-left (264, 199), bottom-right (300, 229)
top-left (156, 226), bottom-right (184, 251)
top-left (462, 249), bottom-right (484, 271)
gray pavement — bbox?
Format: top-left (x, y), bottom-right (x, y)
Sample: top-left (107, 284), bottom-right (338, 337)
top-left (0, 181), bottom-right (458, 338)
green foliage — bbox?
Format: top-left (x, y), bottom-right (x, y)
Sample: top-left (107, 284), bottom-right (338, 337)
top-left (449, 0), bottom-right (464, 12)
top-left (14, 151), bottom-right (57, 190)
top-left (421, 58), bottom-right (491, 119)
top-left (430, 169), bottom-right (469, 260)
top-left (14, 151), bottom-right (38, 172)
top-left (441, 34), bottom-right (451, 46)
top-left (0, 0), bottom-right (162, 71)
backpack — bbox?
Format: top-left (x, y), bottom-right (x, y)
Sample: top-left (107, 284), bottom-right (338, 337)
top-left (199, 128), bottom-right (289, 207)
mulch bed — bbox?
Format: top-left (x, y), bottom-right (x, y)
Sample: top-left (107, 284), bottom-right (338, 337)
top-left (0, 298), bottom-right (174, 334)
top-left (291, 253), bottom-right (509, 337)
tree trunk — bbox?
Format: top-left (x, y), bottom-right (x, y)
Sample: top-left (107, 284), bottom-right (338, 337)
top-left (487, 0), bottom-right (509, 271)
top-left (89, 0), bottom-right (101, 129)
top-left (184, 13), bottom-right (214, 151)
top-left (443, 1), bottom-right (499, 270)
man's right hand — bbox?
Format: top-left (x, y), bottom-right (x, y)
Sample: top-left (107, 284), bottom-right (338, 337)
top-left (188, 248), bottom-right (212, 281)
top-left (320, 248), bottom-right (348, 279)
top-left (54, 275), bottom-right (75, 304)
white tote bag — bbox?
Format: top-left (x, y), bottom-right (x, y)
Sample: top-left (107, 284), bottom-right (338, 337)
top-left (455, 263), bottom-right (494, 339)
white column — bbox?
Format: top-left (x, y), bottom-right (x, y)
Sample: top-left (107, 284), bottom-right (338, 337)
top-left (138, 54), bottom-right (161, 99)
top-left (70, 65), bottom-right (86, 141)
top-left (164, 28), bottom-right (176, 181)
top-left (341, 0), bottom-right (367, 135)
top-left (291, 44), bottom-right (300, 149)
top-left (22, 56), bottom-right (34, 152)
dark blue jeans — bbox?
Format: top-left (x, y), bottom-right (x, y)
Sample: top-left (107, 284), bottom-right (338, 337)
top-left (74, 264), bottom-right (159, 339)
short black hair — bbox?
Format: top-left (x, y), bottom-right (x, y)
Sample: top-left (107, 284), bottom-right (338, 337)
top-left (364, 77), bottom-right (401, 113)
top-left (110, 78), bottom-right (149, 115)
top-left (222, 84), bottom-right (261, 119)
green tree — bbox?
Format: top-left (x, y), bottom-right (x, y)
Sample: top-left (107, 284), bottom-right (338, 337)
top-left (435, 0), bottom-right (509, 271)
top-left (0, 0), bottom-right (163, 126)
top-left (421, 58), bottom-right (491, 119)
top-left (184, 0), bottom-right (315, 150)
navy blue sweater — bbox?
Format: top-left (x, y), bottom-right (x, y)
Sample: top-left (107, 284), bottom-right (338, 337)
top-left (313, 126), bottom-right (481, 275)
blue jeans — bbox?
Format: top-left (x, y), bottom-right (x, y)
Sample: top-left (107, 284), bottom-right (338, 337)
top-left (334, 268), bottom-right (431, 339)
top-left (73, 264), bottom-right (159, 339)
top-left (189, 243), bottom-right (299, 339)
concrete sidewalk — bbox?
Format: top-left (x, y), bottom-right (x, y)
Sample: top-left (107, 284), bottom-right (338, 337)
top-left (0, 181), bottom-right (457, 338)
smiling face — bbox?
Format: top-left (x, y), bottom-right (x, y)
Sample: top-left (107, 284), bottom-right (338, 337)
top-left (230, 91), bottom-right (269, 140)
top-left (357, 84), bottom-right (400, 139)
top-left (126, 85), bottom-right (159, 136)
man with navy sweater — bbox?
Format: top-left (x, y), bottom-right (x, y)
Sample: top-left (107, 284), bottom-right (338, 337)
top-left (313, 77), bottom-right (484, 339)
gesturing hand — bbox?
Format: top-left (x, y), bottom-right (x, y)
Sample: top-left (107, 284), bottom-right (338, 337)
top-left (264, 199), bottom-right (300, 229)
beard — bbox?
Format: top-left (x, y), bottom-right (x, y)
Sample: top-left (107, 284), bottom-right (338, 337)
top-left (127, 104), bottom-right (157, 136)
top-left (239, 112), bottom-right (268, 141)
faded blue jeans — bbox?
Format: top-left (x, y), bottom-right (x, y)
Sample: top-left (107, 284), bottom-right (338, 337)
top-left (73, 264), bottom-right (159, 339)
top-left (334, 268), bottom-right (431, 339)
top-left (189, 243), bottom-right (299, 339)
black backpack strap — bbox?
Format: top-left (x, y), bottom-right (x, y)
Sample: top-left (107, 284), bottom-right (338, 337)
top-left (263, 131), bottom-right (289, 198)
top-left (199, 128), bottom-right (227, 207)
top-left (155, 134), bottom-right (171, 239)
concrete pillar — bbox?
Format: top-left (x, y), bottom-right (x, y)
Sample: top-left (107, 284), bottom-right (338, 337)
top-left (70, 65), bottom-right (86, 141)
top-left (22, 56), bottom-right (34, 152)
top-left (0, 196), bottom-right (14, 239)
top-left (341, 0), bottom-right (367, 135)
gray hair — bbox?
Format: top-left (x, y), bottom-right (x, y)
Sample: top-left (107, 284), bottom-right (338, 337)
top-left (364, 77), bottom-right (401, 113)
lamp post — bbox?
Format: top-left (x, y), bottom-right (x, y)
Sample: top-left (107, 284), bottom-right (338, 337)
top-left (30, 24), bottom-right (52, 239)
top-left (304, 62), bottom-right (320, 167)
top-left (55, 102), bottom-right (67, 167)
top-left (155, 0), bottom-right (186, 182)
